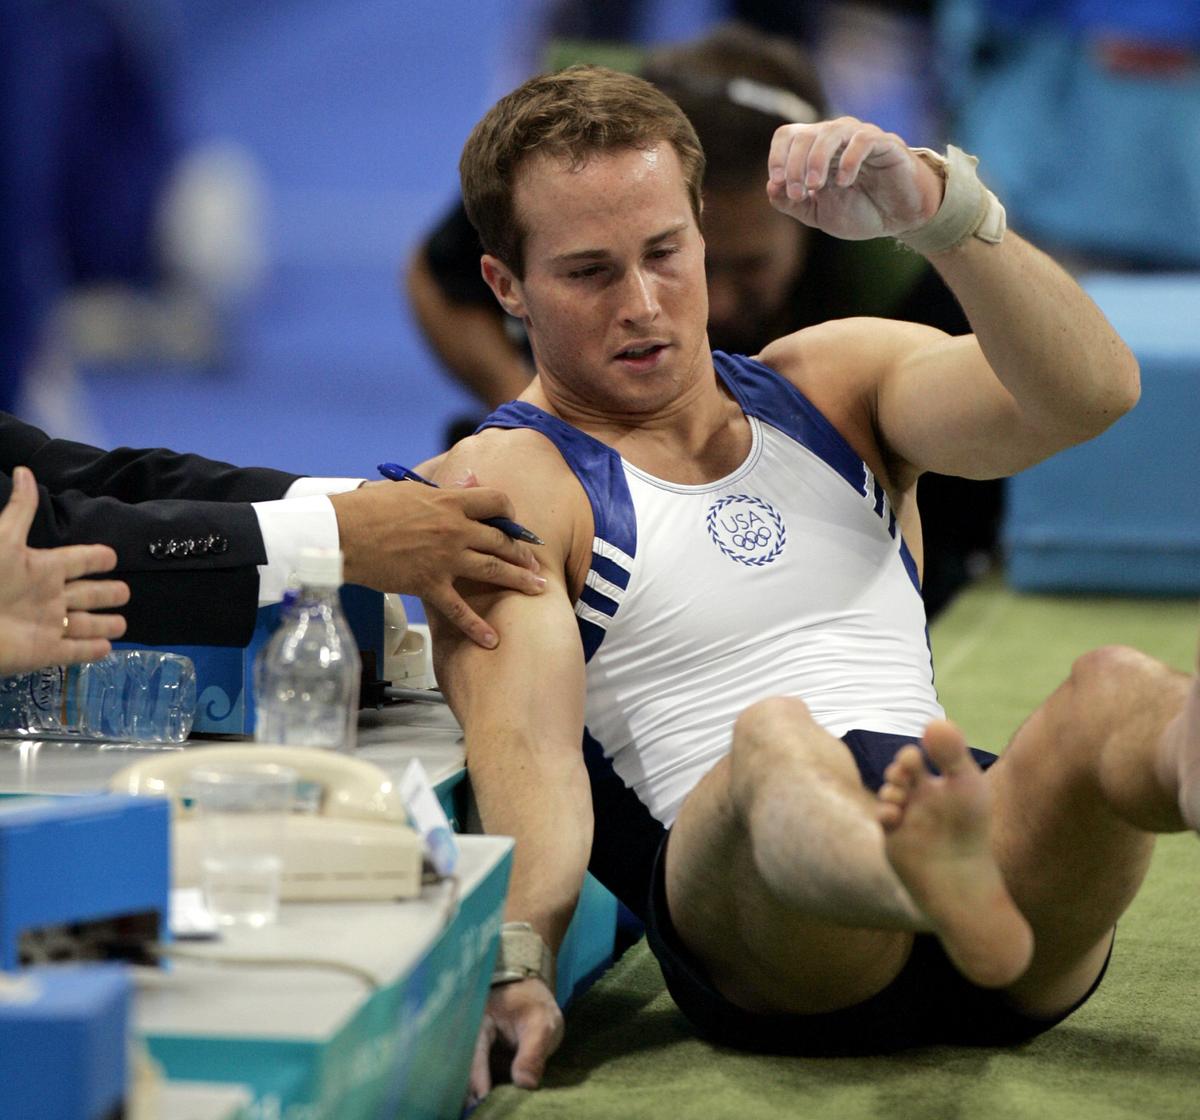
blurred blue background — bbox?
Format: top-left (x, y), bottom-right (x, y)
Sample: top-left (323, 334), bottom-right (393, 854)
top-left (77, 0), bottom-right (515, 477)
top-left (10, 0), bottom-right (1199, 486)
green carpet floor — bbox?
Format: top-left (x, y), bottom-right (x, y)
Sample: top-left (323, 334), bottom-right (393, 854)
top-left (474, 580), bottom-right (1200, 1120)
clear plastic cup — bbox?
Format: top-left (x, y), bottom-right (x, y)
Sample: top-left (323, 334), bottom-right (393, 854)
top-left (186, 763), bottom-right (297, 928)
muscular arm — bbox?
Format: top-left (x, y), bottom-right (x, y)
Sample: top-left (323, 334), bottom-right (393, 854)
top-left (435, 578), bottom-right (593, 946)
top-left (426, 432), bottom-right (592, 1093)
top-left (762, 121), bottom-right (1139, 482)
top-left (439, 581), bottom-right (587, 1096)
top-left (879, 231), bottom-right (1138, 479)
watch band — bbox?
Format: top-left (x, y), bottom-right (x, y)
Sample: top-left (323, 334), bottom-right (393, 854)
top-left (491, 921), bottom-right (556, 991)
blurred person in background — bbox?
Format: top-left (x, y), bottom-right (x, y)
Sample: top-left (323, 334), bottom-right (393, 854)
top-left (732, 1), bottom-right (944, 142)
top-left (495, 2), bottom-right (946, 150)
top-left (407, 22), bottom-right (998, 616)
top-left (0, 0), bottom-right (264, 443)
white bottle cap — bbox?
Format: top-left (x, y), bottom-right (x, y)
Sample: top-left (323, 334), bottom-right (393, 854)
top-left (294, 547), bottom-right (344, 587)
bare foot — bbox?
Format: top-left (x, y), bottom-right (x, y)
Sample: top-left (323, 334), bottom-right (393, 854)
top-left (877, 720), bottom-right (1033, 989)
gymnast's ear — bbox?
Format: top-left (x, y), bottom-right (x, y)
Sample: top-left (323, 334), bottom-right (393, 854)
top-left (481, 255), bottom-right (527, 319)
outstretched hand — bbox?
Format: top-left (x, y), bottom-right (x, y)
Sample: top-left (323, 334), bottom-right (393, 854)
top-left (0, 466), bottom-right (129, 675)
top-left (468, 978), bottom-right (564, 1105)
top-left (330, 472), bottom-right (546, 649)
top-left (766, 117), bottom-right (943, 242)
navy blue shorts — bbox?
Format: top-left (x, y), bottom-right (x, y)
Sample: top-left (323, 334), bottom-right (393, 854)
top-left (644, 729), bottom-right (1112, 1055)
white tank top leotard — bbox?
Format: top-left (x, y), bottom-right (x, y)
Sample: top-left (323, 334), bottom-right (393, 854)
top-left (483, 352), bottom-right (944, 905)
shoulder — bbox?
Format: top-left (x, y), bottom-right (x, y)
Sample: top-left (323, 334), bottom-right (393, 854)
top-left (433, 425), bottom-right (578, 493)
top-left (756, 317), bottom-right (949, 485)
top-left (429, 425), bottom-right (594, 590)
top-left (757, 316), bottom-right (948, 389)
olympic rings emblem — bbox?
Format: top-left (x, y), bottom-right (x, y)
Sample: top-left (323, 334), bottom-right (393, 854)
top-left (705, 494), bottom-right (787, 567)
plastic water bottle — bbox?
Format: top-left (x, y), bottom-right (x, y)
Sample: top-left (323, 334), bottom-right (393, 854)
top-left (0, 651), bottom-right (197, 743)
top-left (253, 548), bottom-right (361, 751)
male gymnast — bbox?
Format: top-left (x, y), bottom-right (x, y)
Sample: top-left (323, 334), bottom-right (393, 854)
top-left (421, 65), bottom-right (1199, 1097)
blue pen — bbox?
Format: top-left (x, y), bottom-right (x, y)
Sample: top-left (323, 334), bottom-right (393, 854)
top-left (377, 462), bottom-right (544, 546)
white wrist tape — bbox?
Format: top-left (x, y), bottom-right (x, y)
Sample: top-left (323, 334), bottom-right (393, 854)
top-left (898, 145), bottom-right (1006, 254)
top-left (492, 921), bottom-right (556, 991)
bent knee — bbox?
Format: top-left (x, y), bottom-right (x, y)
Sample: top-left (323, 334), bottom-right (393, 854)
top-left (1068, 645), bottom-right (1169, 709)
top-left (733, 695), bottom-right (817, 745)
top-left (729, 697), bottom-right (859, 802)
top-left (1052, 644), bottom-right (1179, 750)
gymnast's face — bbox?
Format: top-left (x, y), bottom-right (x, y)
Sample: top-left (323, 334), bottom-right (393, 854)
top-left (483, 144), bottom-right (711, 421)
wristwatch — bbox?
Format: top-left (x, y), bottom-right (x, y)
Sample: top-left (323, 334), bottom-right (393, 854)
top-left (492, 921), bottom-right (556, 991)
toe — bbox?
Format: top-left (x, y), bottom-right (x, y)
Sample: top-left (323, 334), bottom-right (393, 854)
top-left (890, 744), bottom-right (927, 786)
top-left (921, 720), bottom-right (973, 776)
top-left (876, 801), bottom-right (903, 829)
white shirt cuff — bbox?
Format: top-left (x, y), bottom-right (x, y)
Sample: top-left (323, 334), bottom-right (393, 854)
top-left (252, 478), bottom-right (365, 605)
top-left (283, 477), bottom-right (364, 499)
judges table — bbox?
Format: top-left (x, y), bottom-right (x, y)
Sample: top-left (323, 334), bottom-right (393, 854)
top-left (139, 835), bottom-right (511, 1120)
top-left (0, 701), bottom-right (618, 1118)
top-left (0, 699), bottom-right (616, 1003)
top-left (0, 704), bottom-right (511, 1120)
top-left (0, 702), bottom-right (470, 811)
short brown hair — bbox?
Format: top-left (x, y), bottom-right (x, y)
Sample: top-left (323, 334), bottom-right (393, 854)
top-left (460, 64), bottom-right (705, 277)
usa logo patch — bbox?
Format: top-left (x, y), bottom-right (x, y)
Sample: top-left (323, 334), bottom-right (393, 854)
top-left (706, 494), bottom-right (787, 567)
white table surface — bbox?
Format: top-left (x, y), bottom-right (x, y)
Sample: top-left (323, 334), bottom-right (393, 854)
top-left (159, 1081), bottom-right (252, 1120)
top-left (0, 701), bottom-right (465, 796)
top-left (135, 834), bottom-right (510, 1041)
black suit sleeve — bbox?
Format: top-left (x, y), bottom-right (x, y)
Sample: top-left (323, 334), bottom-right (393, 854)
top-left (0, 413), bottom-right (303, 647)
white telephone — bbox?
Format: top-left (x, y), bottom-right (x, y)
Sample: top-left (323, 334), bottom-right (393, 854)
top-left (108, 745), bottom-right (423, 901)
